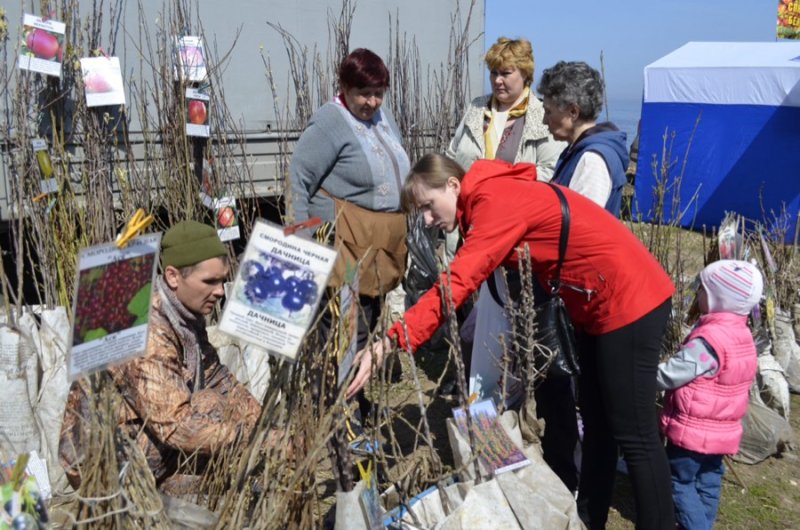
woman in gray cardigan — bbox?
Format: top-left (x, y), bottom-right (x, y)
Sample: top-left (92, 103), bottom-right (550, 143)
top-left (289, 48), bottom-right (410, 437)
top-left (291, 50), bottom-right (409, 232)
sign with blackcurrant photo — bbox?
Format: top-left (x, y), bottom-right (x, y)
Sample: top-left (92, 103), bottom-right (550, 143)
top-left (68, 233), bottom-right (161, 380)
top-left (18, 14), bottom-right (66, 78)
top-left (219, 220), bottom-right (336, 361)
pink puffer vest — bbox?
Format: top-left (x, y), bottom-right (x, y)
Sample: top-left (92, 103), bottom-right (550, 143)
top-left (660, 312), bottom-right (757, 455)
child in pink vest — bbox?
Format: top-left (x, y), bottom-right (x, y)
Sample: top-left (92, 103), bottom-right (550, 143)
top-left (657, 259), bottom-right (763, 530)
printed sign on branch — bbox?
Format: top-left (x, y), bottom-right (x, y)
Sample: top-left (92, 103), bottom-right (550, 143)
top-left (219, 220), bottom-right (336, 362)
top-left (18, 14), bottom-right (65, 78)
top-left (68, 234), bottom-right (160, 379)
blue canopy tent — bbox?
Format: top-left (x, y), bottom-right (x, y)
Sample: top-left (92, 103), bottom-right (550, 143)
top-left (634, 42), bottom-right (800, 242)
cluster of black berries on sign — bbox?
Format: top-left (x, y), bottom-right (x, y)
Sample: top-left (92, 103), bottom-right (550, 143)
top-left (73, 254), bottom-right (154, 344)
top-left (1, 475), bottom-right (49, 529)
top-left (241, 256), bottom-right (318, 313)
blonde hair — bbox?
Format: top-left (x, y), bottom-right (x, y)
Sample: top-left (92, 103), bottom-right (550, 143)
top-left (400, 154), bottom-right (465, 213)
top-left (485, 37), bottom-right (534, 86)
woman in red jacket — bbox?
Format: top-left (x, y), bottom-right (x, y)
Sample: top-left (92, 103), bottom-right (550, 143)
top-left (347, 153), bottom-right (676, 530)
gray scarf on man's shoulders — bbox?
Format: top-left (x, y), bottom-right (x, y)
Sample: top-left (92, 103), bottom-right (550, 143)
top-left (155, 275), bottom-right (207, 390)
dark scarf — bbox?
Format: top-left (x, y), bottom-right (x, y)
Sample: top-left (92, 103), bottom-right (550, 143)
top-left (156, 276), bottom-right (207, 390)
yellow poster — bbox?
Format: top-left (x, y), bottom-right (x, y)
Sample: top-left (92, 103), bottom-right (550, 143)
top-left (777, 0), bottom-right (800, 39)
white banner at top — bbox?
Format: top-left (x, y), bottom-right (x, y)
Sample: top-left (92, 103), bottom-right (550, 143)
top-left (644, 42), bottom-right (800, 107)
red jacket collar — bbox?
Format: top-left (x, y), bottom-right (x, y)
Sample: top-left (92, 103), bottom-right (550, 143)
top-left (457, 159), bottom-right (537, 232)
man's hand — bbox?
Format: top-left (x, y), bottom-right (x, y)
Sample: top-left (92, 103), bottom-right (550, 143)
top-left (346, 337), bottom-right (391, 399)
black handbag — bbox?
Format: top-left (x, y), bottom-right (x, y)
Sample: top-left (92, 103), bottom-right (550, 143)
top-left (534, 183), bottom-right (580, 377)
top-left (486, 183), bottom-right (580, 378)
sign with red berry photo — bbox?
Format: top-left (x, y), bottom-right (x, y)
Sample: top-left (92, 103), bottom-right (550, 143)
top-left (18, 14), bottom-right (65, 78)
top-left (219, 220), bottom-right (336, 362)
top-left (68, 233), bottom-right (161, 380)
top-left (186, 88), bottom-right (210, 137)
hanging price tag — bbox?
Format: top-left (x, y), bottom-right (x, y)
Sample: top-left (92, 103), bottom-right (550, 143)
top-left (31, 138), bottom-right (58, 195)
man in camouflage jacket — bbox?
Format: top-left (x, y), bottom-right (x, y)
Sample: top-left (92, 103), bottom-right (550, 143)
top-left (60, 221), bottom-right (261, 494)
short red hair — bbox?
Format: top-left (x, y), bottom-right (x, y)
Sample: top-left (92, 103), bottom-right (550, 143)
top-left (338, 48), bottom-right (390, 90)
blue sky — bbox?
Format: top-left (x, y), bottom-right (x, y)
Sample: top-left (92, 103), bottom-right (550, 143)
top-left (485, 0), bottom-right (778, 102)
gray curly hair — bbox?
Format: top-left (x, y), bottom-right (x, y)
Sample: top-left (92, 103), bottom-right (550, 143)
top-left (537, 61), bottom-right (605, 121)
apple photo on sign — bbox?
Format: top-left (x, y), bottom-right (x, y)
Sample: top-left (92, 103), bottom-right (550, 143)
top-left (214, 197), bottom-right (240, 242)
top-left (18, 14), bottom-right (66, 77)
top-left (80, 56), bottom-right (126, 107)
top-left (217, 205), bottom-right (236, 228)
top-left (186, 88), bottom-right (210, 137)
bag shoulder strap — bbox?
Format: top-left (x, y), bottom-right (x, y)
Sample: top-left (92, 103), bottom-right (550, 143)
top-left (486, 270), bottom-right (504, 307)
top-left (545, 183), bottom-right (570, 291)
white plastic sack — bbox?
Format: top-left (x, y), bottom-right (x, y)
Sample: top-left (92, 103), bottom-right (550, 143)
top-left (772, 310), bottom-right (800, 394)
top-left (0, 307), bottom-right (71, 493)
top-left (469, 279), bottom-right (509, 402)
top-left (497, 461), bottom-right (574, 530)
top-left (469, 276), bottom-right (522, 407)
top-left (0, 311), bottom-right (41, 456)
top-left (32, 307), bottom-right (71, 492)
top-left (161, 493), bottom-right (218, 529)
top-left (209, 326), bottom-right (272, 402)
top-left (733, 386), bottom-right (794, 464)
top-left (396, 485), bottom-right (450, 528)
top-left (444, 409), bottom-right (583, 529)
top-left (757, 353), bottom-right (791, 419)
top-left (334, 480), bottom-right (370, 530)
top-left (437, 479), bottom-right (520, 530)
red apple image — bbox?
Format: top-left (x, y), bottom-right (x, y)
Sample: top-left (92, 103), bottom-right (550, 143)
top-left (25, 29), bottom-right (60, 60)
top-left (188, 100), bottom-right (207, 125)
top-left (217, 207), bottom-right (235, 228)
top-left (84, 72), bottom-right (113, 94)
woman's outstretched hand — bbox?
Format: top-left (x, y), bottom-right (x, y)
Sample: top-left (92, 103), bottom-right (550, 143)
top-left (346, 337), bottom-right (391, 399)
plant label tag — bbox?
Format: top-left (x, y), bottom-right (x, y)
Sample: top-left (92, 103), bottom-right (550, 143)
top-left (40, 178), bottom-right (58, 194)
top-left (219, 219), bottom-right (336, 362)
top-left (199, 191), bottom-right (216, 209)
top-left (451, 398), bottom-right (531, 476)
top-left (31, 138), bottom-right (47, 152)
top-left (186, 88), bottom-right (210, 137)
top-left (31, 138), bottom-right (55, 182)
top-left (175, 36), bottom-right (207, 82)
top-left (80, 56), bottom-right (126, 107)
top-left (68, 233), bottom-right (161, 380)
top-left (18, 14), bottom-right (66, 78)
top-left (214, 196), bottom-right (240, 242)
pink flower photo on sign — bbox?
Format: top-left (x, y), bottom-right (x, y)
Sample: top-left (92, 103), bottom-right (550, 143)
top-left (175, 36), bottom-right (208, 82)
top-left (80, 56), bottom-right (126, 107)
